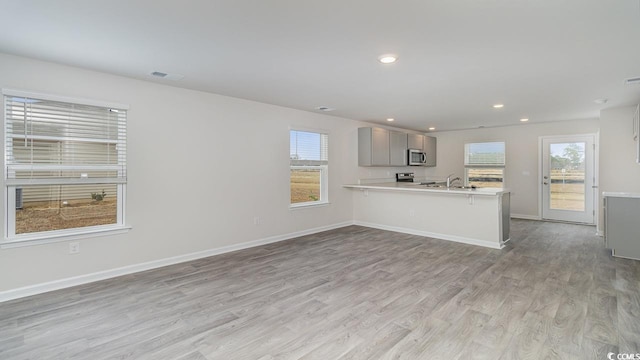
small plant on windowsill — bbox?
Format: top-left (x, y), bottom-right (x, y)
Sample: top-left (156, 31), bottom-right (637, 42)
top-left (91, 190), bottom-right (107, 202)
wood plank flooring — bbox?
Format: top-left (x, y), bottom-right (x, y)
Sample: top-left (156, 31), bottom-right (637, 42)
top-left (1, 220), bottom-right (639, 359)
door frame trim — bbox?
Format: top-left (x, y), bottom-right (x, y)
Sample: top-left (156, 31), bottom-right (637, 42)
top-left (537, 133), bottom-right (599, 225)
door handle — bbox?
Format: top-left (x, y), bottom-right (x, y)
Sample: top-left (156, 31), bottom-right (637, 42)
top-left (543, 182), bottom-right (548, 185)
top-left (543, 176), bottom-right (548, 179)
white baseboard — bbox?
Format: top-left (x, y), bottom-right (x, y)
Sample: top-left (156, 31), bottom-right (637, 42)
top-left (353, 221), bottom-right (504, 250)
top-left (0, 221), bottom-right (354, 303)
top-left (511, 213), bottom-right (542, 221)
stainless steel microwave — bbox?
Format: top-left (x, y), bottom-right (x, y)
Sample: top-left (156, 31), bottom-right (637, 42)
top-left (408, 148), bottom-right (426, 166)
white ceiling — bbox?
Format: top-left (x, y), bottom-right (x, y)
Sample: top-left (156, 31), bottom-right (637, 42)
top-left (1, 1), bottom-right (640, 131)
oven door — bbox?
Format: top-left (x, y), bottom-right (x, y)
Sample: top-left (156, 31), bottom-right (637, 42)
top-left (408, 149), bottom-right (426, 165)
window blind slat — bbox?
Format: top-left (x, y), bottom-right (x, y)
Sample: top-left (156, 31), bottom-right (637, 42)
top-left (4, 96), bottom-right (127, 183)
top-left (289, 130), bottom-right (328, 164)
top-left (464, 142), bottom-right (505, 166)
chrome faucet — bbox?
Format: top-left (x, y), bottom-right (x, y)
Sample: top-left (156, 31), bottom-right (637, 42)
top-left (446, 174), bottom-right (461, 188)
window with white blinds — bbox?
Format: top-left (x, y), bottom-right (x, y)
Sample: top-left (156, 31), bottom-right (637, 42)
top-left (3, 90), bottom-right (128, 242)
top-left (290, 130), bottom-right (329, 207)
top-left (464, 141), bottom-right (506, 188)
top-left (464, 142), bottom-right (505, 166)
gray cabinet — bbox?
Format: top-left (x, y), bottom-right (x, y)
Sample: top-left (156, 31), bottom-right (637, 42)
top-left (358, 127), bottom-right (390, 166)
top-left (408, 133), bottom-right (424, 150)
top-left (408, 133), bottom-right (437, 167)
top-left (424, 136), bottom-right (437, 166)
top-left (389, 131), bottom-right (408, 166)
top-left (359, 127), bottom-right (435, 167)
top-left (604, 194), bottom-right (640, 260)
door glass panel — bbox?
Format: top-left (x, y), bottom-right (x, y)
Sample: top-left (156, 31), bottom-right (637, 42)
top-left (549, 142), bottom-right (585, 211)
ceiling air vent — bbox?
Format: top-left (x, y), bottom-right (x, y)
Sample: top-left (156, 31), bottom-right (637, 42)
top-left (625, 77), bottom-right (640, 85)
top-left (316, 106), bottom-right (335, 112)
top-left (150, 71), bottom-right (185, 80)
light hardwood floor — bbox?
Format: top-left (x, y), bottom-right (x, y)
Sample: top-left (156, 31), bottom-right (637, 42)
top-left (1, 220), bottom-right (639, 359)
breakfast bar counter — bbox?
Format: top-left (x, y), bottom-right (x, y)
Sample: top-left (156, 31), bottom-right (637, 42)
top-left (344, 182), bottom-right (511, 249)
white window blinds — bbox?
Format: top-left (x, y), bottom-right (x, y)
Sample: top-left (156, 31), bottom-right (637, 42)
top-left (464, 142), bottom-right (505, 166)
top-left (290, 130), bottom-right (328, 166)
top-left (4, 94), bottom-right (127, 186)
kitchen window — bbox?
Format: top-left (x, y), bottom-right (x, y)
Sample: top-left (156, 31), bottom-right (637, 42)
top-left (3, 90), bottom-right (128, 245)
top-left (290, 129), bottom-right (328, 207)
top-left (464, 141), bottom-right (505, 188)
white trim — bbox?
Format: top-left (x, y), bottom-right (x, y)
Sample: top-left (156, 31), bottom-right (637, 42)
top-left (0, 221), bottom-right (353, 303)
top-left (1, 226), bottom-right (132, 248)
top-left (289, 201), bottom-right (330, 210)
top-left (2, 88), bottom-right (129, 110)
top-left (539, 133), bottom-right (597, 224)
top-left (511, 213), bottom-right (542, 220)
top-left (353, 220), bottom-right (504, 250)
top-left (288, 125), bottom-right (330, 135)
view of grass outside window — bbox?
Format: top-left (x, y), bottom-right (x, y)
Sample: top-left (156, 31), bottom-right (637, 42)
top-left (549, 142), bottom-right (585, 211)
top-left (464, 142), bottom-right (505, 187)
top-left (290, 130), bottom-right (328, 206)
top-left (16, 184), bottom-right (117, 234)
top-left (4, 93), bottom-right (127, 240)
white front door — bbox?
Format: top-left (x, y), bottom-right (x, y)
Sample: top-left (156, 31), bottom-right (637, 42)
top-left (541, 135), bottom-right (596, 224)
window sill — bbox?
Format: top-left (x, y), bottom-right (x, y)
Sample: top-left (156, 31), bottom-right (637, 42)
top-left (1, 225), bottom-right (132, 249)
top-left (289, 201), bottom-right (330, 210)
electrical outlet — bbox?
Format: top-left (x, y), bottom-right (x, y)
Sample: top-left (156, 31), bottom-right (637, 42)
top-left (69, 242), bottom-right (80, 254)
top-left (253, 217), bottom-right (260, 225)
top-left (409, 209), bottom-right (415, 217)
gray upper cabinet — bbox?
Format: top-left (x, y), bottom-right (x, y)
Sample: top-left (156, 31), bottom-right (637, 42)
top-left (407, 133), bottom-right (437, 167)
top-left (424, 136), bottom-right (437, 166)
top-left (389, 131), bottom-right (408, 166)
top-left (408, 133), bottom-right (424, 150)
top-left (359, 127), bottom-right (390, 166)
top-left (359, 127), bottom-right (435, 167)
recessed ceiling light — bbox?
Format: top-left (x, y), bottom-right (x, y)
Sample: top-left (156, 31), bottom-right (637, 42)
top-left (316, 106), bottom-right (335, 112)
top-left (428, 127), bottom-right (436, 130)
top-left (493, 104), bottom-right (504, 109)
top-left (386, 118), bottom-right (395, 122)
top-left (520, 118), bottom-right (529, 122)
top-left (594, 98), bottom-right (608, 104)
top-left (378, 54), bottom-right (397, 64)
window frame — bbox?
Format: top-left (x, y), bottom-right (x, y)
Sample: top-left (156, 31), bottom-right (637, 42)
top-left (2, 89), bottom-right (130, 247)
top-left (289, 128), bottom-right (329, 209)
top-left (463, 141), bottom-right (506, 188)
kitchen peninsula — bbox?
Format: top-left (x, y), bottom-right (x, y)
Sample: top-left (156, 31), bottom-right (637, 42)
top-left (344, 182), bottom-right (511, 249)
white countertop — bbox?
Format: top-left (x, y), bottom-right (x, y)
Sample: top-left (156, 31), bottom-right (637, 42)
top-left (603, 192), bottom-right (640, 198)
top-left (343, 182), bottom-right (510, 196)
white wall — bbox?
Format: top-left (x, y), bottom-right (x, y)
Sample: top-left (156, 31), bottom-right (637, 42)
top-left (0, 53), bottom-right (383, 293)
top-left (425, 119), bottom-right (600, 218)
top-left (598, 105), bottom-right (640, 232)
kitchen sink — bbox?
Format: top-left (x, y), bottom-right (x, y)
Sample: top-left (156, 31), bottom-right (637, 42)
top-left (421, 183), bottom-right (477, 190)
